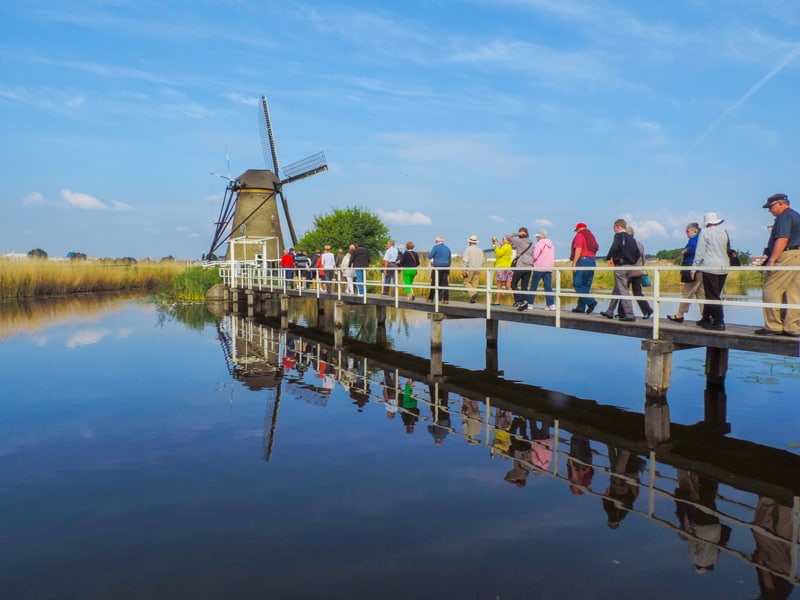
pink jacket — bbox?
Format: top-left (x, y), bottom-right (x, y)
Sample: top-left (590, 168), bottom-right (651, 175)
top-left (532, 238), bottom-right (555, 272)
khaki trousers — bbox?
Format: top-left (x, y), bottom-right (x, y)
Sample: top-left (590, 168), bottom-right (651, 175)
top-left (678, 275), bottom-right (705, 316)
top-left (763, 249), bottom-right (800, 334)
top-left (463, 270), bottom-right (480, 296)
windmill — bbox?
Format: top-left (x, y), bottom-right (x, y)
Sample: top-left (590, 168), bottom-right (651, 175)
top-left (206, 96), bottom-right (328, 261)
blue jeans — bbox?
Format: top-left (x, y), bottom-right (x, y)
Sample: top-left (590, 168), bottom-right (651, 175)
top-left (355, 269), bottom-right (365, 295)
top-left (530, 271), bottom-right (554, 306)
top-left (574, 257), bottom-right (596, 311)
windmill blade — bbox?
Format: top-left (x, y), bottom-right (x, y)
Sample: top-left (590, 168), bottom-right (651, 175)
top-left (259, 96), bottom-right (280, 174)
top-left (207, 185), bottom-right (238, 257)
top-left (277, 188), bottom-right (298, 247)
top-left (280, 151), bottom-right (328, 185)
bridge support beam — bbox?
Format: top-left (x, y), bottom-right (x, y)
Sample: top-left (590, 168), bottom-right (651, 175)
top-left (429, 313), bottom-right (444, 378)
top-left (642, 340), bottom-right (680, 398)
top-left (644, 396), bottom-right (671, 447)
top-left (333, 301), bottom-right (345, 348)
top-left (704, 347), bottom-right (730, 434)
top-left (280, 295), bottom-right (289, 330)
top-left (376, 305), bottom-right (387, 326)
top-left (486, 319), bottom-right (499, 374)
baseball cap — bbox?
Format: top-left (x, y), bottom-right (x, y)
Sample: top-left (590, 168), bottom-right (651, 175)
top-left (574, 222), bottom-right (587, 231)
top-left (763, 193), bottom-right (789, 208)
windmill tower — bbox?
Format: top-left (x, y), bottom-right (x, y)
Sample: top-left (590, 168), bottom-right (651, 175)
top-left (206, 96), bottom-right (328, 261)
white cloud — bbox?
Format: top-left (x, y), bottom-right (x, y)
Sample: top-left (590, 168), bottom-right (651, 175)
top-left (224, 93), bottom-right (260, 106)
top-left (23, 192), bottom-right (44, 206)
top-left (66, 329), bottom-right (109, 348)
top-left (377, 209), bottom-right (432, 225)
top-left (61, 189), bottom-right (130, 211)
top-left (535, 218), bottom-right (552, 226)
top-left (620, 214), bottom-right (667, 240)
top-left (490, 215), bottom-right (505, 222)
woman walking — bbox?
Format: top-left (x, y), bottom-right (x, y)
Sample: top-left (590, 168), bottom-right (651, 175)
top-left (668, 223), bottom-right (705, 323)
top-left (398, 241), bottom-right (420, 300)
top-left (492, 236), bottom-right (513, 305)
top-left (692, 213), bottom-right (729, 331)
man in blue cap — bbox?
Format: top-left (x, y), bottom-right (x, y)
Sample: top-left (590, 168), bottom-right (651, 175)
top-left (756, 193), bottom-right (800, 337)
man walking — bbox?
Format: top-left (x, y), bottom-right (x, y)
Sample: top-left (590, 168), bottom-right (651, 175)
top-left (350, 241), bottom-right (371, 295)
top-left (756, 193), bottom-right (800, 337)
top-left (599, 218), bottom-right (639, 322)
top-left (570, 222), bottom-right (600, 313)
top-left (280, 248), bottom-right (295, 289)
top-left (427, 236), bottom-right (452, 303)
top-left (382, 240), bottom-right (399, 295)
top-left (462, 235), bottom-right (484, 303)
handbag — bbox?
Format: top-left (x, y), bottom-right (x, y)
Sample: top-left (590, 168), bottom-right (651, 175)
top-left (641, 273), bottom-right (651, 287)
top-left (510, 241), bottom-right (532, 268)
top-left (727, 234), bottom-right (741, 266)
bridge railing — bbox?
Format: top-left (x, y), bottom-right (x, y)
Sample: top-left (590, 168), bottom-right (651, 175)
top-left (217, 262), bottom-right (800, 339)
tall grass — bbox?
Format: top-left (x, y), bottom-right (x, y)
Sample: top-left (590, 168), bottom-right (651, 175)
top-left (171, 266), bottom-right (222, 302)
top-left (0, 259), bottom-right (191, 300)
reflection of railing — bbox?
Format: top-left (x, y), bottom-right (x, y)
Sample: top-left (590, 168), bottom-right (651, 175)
top-left (219, 313), bottom-right (800, 588)
top-left (218, 262), bottom-right (800, 342)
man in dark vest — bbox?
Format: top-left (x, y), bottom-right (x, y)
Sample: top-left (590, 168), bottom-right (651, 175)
top-left (599, 218), bottom-right (640, 322)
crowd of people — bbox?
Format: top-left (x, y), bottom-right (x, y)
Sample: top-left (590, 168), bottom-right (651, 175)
top-left (277, 192), bottom-right (799, 336)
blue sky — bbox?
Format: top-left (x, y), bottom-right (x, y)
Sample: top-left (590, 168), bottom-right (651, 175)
top-left (2, 0), bottom-right (799, 259)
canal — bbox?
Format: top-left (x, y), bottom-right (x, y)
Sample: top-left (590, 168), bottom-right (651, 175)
top-left (0, 296), bottom-right (798, 599)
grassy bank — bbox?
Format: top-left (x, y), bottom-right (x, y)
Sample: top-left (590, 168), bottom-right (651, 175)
top-left (0, 259), bottom-right (193, 300)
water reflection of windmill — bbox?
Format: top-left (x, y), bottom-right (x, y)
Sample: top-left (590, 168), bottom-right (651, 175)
top-left (206, 96), bottom-right (328, 261)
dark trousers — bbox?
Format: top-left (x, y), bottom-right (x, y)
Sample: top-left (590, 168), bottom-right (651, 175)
top-left (701, 272), bottom-right (727, 323)
top-left (428, 268), bottom-right (450, 301)
top-left (511, 270), bottom-right (532, 303)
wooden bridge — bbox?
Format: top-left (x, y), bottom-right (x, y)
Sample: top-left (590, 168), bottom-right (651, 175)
top-left (211, 259), bottom-right (800, 398)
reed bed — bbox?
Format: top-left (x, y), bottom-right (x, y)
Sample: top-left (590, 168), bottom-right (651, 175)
top-left (0, 259), bottom-right (191, 300)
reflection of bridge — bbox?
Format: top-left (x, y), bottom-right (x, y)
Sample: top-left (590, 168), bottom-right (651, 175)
top-left (218, 311), bottom-right (800, 591)
top-left (214, 261), bottom-right (799, 400)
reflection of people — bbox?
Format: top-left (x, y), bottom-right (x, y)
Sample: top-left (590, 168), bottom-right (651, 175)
top-left (491, 408), bottom-right (512, 455)
top-left (382, 369), bottom-right (398, 420)
top-left (674, 470), bottom-right (731, 574)
top-left (504, 416), bottom-right (532, 487)
top-left (529, 420), bottom-right (552, 473)
top-left (348, 358), bottom-right (370, 411)
top-left (400, 380), bottom-right (419, 433)
top-left (752, 496), bottom-right (794, 600)
top-left (567, 434), bottom-right (594, 495)
top-left (426, 384), bottom-right (451, 445)
top-left (460, 398), bottom-right (482, 444)
top-left (602, 446), bottom-right (642, 528)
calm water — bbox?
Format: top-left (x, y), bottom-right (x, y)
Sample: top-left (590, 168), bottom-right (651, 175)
top-left (1, 296), bottom-right (798, 599)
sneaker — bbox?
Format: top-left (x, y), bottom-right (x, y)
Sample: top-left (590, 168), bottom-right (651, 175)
top-left (586, 301), bottom-right (598, 314)
top-left (642, 312), bottom-right (652, 319)
top-left (527, 303), bottom-right (534, 310)
top-left (599, 311), bottom-right (614, 319)
top-left (512, 301), bottom-right (521, 308)
top-left (546, 304), bottom-right (557, 311)
top-left (702, 321), bottom-right (725, 331)
top-left (696, 318), bottom-right (711, 327)
top-left (517, 301), bottom-right (528, 311)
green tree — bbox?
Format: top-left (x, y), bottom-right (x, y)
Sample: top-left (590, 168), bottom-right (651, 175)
top-left (27, 248), bottom-right (48, 259)
top-left (296, 206), bottom-right (390, 260)
top-left (655, 248), bottom-right (683, 262)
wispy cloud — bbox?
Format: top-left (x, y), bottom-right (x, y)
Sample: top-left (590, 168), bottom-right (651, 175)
top-left (692, 43), bottom-right (800, 149)
top-left (535, 218), bottom-right (553, 227)
top-left (23, 192), bottom-right (45, 206)
top-left (61, 189), bottom-right (131, 211)
top-left (377, 209), bottom-right (432, 225)
top-left (621, 214), bottom-right (667, 240)
top-left (490, 215), bottom-right (505, 222)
